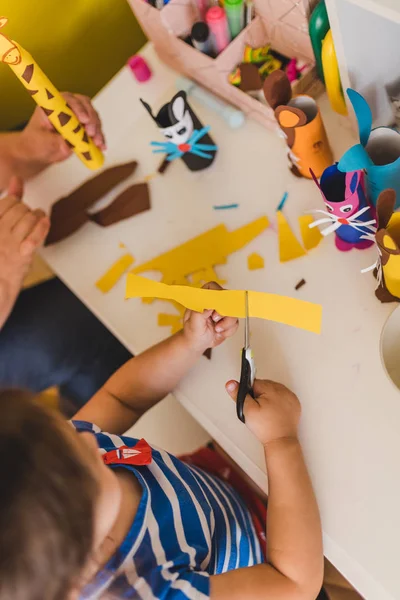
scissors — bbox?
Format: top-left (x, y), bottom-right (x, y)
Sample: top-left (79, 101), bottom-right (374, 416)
top-left (237, 290), bottom-right (256, 423)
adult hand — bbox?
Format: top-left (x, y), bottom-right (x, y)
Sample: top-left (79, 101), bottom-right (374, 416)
top-left (0, 177), bottom-right (50, 327)
top-left (183, 282), bottom-right (239, 353)
top-left (225, 378), bottom-right (301, 447)
top-left (19, 92), bottom-right (106, 165)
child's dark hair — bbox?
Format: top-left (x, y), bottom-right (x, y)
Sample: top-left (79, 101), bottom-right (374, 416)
top-left (0, 389), bottom-right (98, 600)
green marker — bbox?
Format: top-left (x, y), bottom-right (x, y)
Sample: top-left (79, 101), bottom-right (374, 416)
top-left (224, 0), bottom-right (244, 39)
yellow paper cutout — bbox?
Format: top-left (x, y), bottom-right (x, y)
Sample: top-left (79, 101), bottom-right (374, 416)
top-left (191, 267), bottom-right (226, 287)
top-left (277, 210), bottom-right (306, 262)
top-left (131, 217), bottom-right (269, 284)
top-left (158, 313), bottom-right (183, 334)
top-left (247, 252), bottom-right (264, 270)
top-left (119, 242), bottom-right (126, 249)
top-left (0, 19), bottom-right (104, 170)
top-left (126, 274), bottom-right (322, 334)
top-left (299, 215), bottom-right (323, 250)
top-left (96, 254), bottom-right (134, 293)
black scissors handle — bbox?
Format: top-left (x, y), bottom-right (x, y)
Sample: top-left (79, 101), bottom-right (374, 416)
top-left (236, 348), bottom-right (254, 423)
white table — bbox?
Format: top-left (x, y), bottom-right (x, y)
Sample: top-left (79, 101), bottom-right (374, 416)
top-left (25, 44), bottom-right (400, 600)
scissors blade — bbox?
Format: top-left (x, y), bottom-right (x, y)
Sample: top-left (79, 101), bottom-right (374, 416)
top-left (244, 290), bottom-right (250, 349)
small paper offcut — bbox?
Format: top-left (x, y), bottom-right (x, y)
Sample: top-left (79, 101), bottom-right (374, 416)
top-left (247, 252), bottom-right (264, 270)
top-left (126, 274), bottom-right (322, 334)
top-left (299, 215), bottom-right (323, 250)
top-left (96, 254), bottom-right (134, 293)
top-left (277, 210), bottom-right (306, 262)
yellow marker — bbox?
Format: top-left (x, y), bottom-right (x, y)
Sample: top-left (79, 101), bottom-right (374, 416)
top-left (0, 17), bottom-right (104, 170)
top-left (126, 274), bottom-right (322, 334)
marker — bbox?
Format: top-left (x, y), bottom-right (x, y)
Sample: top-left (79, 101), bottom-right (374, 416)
top-left (224, 0), bottom-right (244, 39)
top-left (245, 0), bottom-right (254, 25)
top-left (194, 0), bottom-right (209, 20)
top-left (206, 6), bottom-right (231, 55)
top-left (191, 22), bottom-right (212, 55)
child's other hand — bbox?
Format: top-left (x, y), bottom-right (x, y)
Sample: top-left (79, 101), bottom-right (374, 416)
top-left (225, 378), bottom-right (301, 447)
top-left (20, 92), bottom-right (106, 165)
top-left (183, 282), bottom-right (239, 353)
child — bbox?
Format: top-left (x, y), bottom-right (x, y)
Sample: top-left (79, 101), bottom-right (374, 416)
top-left (0, 292), bottom-right (323, 600)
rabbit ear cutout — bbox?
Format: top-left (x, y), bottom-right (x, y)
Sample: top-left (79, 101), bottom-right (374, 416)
top-left (263, 70), bottom-right (292, 110)
top-left (275, 106), bottom-right (307, 129)
top-left (377, 189), bottom-right (396, 230)
top-left (347, 88), bottom-right (372, 147)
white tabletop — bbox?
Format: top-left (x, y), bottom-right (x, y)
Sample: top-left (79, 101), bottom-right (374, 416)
top-left (24, 44), bottom-right (400, 600)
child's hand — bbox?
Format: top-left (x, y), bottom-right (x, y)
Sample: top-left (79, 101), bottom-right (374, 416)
top-left (225, 378), bottom-right (301, 447)
top-left (183, 282), bottom-right (239, 353)
top-left (19, 92), bottom-right (106, 166)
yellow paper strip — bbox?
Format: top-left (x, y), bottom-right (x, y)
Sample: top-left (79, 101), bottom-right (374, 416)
top-left (126, 274), bottom-right (322, 334)
top-left (158, 313), bottom-right (183, 334)
top-left (96, 254), bottom-right (134, 293)
top-left (299, 215), bottom-right (323, 250)
top-left (277, 210), bottom-right (306, 262)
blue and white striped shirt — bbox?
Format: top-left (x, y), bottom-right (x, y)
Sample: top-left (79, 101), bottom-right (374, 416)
top-left (73, 421), bottom-right (263, 599)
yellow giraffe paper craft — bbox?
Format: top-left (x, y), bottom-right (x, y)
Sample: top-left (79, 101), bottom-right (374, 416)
top-left (0, 17), bottom-right (104, 170)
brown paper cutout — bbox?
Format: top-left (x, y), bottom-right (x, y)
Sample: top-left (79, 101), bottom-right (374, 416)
top-left (45, 161), bottom-right (138, 245)
top-left (239, 63), bottom-right (263, 93)
top-left (90, 183), bottom-right (150, 227)
top-left (263, 69), bottom-right (292, 109)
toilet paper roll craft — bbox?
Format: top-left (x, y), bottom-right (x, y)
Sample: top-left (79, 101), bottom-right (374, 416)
top-left (309, 164), bottom-right (376, 252)
top-left (338, 88), bottom-right (400, 208)
top-left (362, 189), bottom-right (400, 303)
top-left (141, 91), bottom-right (218, 172)
top-left (0, 17), bottom-right (104, 170)
top-left (263, 70), bottom-right (333, 179)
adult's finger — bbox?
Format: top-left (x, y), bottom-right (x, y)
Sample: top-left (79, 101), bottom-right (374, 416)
top-left (0, 195), bottom-right (20, 219)
top-left (62, 92), bottom-right (90, 124)
top-left (20, 215), bottom-right (50, 256)
top-left (2, 202), bottom-right (30, 229)
top-left (12, 210), bottom-right (41, 242)
top-left (7, 176), bottom-right (23, 200)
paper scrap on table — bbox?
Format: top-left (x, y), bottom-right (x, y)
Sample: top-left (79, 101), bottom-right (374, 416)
top-left (247, 252), bottom-right (264, 270)
top-left (132, 216), bottom-right (269, 283)
top-left (96, 254), bottom-right (134, 293)
top-left (277, 210), bottom-right (306, 262)
top-left (126, 274), bottom-right (322, 334)
top-left (299, 215), bottom-right (323, 250)
top-left (158, 313), bottom-right (182, 334)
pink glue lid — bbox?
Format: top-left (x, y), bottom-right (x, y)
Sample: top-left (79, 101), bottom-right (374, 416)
top-left (127, 55), bottom-right (152, 82)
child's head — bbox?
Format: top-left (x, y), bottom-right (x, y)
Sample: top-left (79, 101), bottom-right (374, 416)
top-left (0, 390), bottom-right (121, 600)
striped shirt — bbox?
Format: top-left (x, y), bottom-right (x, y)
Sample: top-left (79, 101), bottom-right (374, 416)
top-left (73, 421), bottom-right (263, 599)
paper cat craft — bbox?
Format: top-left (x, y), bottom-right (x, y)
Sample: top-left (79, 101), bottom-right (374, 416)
top-left (263, 69), bottom-right (332, 178)
top-left (309, 164), bottom-right (376, 251)
top-left (141, 91), bottom-right (217, 172)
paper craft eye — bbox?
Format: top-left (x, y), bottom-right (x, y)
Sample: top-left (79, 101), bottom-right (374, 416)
top-left (178, 127), bottom-right (187, 135)
top-left (326, 204), bottom-right (334, 212)
top-left (164, 133), bottom-right (173, 139)
top-left (340, 204), bottom-right (353, 213)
